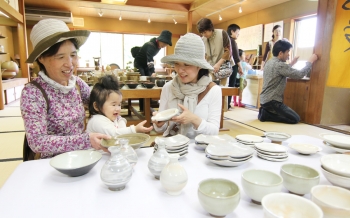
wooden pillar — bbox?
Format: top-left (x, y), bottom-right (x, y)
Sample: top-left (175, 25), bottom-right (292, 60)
top-left (17, 0), bottom-right (29, 81)
top-left (304, 0), bottom-right (337, 124)
top-left (187, 11), bottom-right (192, 33)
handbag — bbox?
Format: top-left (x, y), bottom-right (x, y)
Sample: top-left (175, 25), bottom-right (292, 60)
top-left (214, 60), bottom-right (233, 80)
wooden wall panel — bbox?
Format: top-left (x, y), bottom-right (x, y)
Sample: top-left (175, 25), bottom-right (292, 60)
top-left (284, 79), bottom-right (310, 122)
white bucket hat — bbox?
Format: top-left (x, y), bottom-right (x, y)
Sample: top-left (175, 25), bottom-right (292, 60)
top-left (161, 33), bottom-right (213, 70)
top-left (26, 19), bottom-right (90, 63)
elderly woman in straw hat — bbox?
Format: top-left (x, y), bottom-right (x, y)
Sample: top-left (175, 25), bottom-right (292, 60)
top-left (152, 33), bottom-right (222, 139)
top-left (21, 19), bottom-right (109, 160)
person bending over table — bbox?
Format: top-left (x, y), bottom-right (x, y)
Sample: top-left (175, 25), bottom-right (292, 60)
top-left (152, 33), bottom-right (222, 139)
top-left (86, 75), bottom-right (153, 136)
top-left (21, 19), bottom-right (110, 160)
top-left (258, 39), bottom-right (318, 124)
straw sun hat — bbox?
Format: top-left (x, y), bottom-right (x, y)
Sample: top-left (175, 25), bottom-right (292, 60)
top-left (161, 33), bottom-right (213, 70)
top-left (26, 19), bottom-right (90, 63)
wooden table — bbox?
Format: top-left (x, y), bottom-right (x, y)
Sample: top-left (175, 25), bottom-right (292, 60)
top-left (120, 86), bottom-right (238, 130)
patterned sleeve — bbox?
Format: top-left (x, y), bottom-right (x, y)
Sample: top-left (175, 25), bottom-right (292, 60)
top-left (20, 85), bottom-right (91, 157)
top-left (76, 76), bottom-right (91, 105)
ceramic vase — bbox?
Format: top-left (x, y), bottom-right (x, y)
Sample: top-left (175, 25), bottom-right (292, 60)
top-left (100, 146), bottom-right (132, 191)
top-left (148, 139), bottom-right (170, 179)
top-left (160, 154), bottom-right (188, 195)
top-left (119, 138), bottom-right (138, 167)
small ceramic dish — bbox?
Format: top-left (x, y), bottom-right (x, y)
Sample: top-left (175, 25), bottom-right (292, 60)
top-left (255, 148), bottom-right (288, 156)
top-left (255, 142), bottom-right (288, 153)
top-left (289, 143), bottom-right (322, 155)
top-left (321, 154), bottom-right (350, 177)
top-left (264, 132), bottom-right (291, 143)
top-left (151, 108), bottom-right (179, 122)
top-left (236, 134), bottom-right (264, 143)
top-left (155, 134), bottom-right (190, 148)
top-left (195, 134), bottom-right (237, 144)
top-left (205, 142), bottom-right (255, 158)
top-left (320, 133), bottom-right (350, 149)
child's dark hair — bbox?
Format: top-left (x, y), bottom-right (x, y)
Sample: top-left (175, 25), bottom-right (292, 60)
top-left (88, 75), bottom-right (121, 118)
top-left (239, 49), bottom-right (244, 57)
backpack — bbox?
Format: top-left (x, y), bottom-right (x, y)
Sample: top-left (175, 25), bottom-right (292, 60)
top-left (131, 46), bottom-right (141, 58)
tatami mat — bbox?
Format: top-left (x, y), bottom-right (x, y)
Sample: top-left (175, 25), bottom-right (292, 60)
top-left (0, 117), bottom-right (24, 132)
top-left (0, 161), bottom-right (22, 188)
top-left (224, 108), bottom-right (339, 139)
top-left (0, 106), bottom-right (21, 117)
top-left (0, 132), bottom-right (25, 159)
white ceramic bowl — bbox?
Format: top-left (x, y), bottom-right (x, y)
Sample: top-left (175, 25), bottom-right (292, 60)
top-left (151, 108), bottom-right (179, 122)
top-left (50, 150), bottom-right (102, 177)
top-left (198, 178), bottom-right (240, 217)
top-left (264, 131), bottom-right (291, 143)
top-left (321, 154), bottom-right (350, 177)
top-left (311, 185), bottom-right (350, 218)
top-left (289, 143), bottom-right (322, 155)
top-left (241, 169), bottom-right (283, 203)
top-left (262, 193), bottom-right (323, 218)
top-left (280, 164), bottom-right (320, 195)
top-left (320, 134), bottom-right (350, 149)
top-left (321, 166), bottom-right (350, 189)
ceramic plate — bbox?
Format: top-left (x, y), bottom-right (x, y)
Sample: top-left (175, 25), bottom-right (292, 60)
top-left (289, 143), bottom-right (322, 155)
top-left (255, 148), bottom-right (288, 156)
top-left (206, 154), bottom-right (253, 162)
top-left (320, 134), bottom-right (350, 149)
top-left (195, 134), bottom-right (237, 144)
top-left (207, 156), bottom-right (253, 167)
top-left (151, 108), bottom-right (179, 122)
top-left (321, 154), bottom-right (350, 177)
top-left (255, 143), bottom-right (288, 153)
top-left (178, 152), bottom-right (188, 160)
top-left (155, 134), bottom-right (190, 148)
top-left (154, 144), bottom-right (188, 152)
top-left (195, 142), bottom-right (208, 150)
top-left (235, 134), bottom-right (264, 143)
top-left (257, 153), bottom-right (288, 162)
top-left (324, 141), bottom-right (350, 153)
top-left (205, 142), bottom-right (255, 158)
top-left (256, 152), bottom-right (288, 159)
top-left (264, 132), bottom-right (291, 142)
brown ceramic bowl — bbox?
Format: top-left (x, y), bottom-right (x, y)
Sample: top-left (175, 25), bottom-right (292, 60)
top-left (1, 70), bottom-right (17, 80)
top-left (126, 82), bottom-right (138, 89)
top-left (142, 82), bottom-right (155, 89)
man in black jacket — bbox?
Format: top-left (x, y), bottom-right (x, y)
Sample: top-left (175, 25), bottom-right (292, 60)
top-left (134, 30), bottom-right (172, 77)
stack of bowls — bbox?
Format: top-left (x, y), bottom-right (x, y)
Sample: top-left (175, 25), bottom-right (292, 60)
top-left (320, 154), bottom-right (350, 189)
top-left (262, 193), bottom-right (323, 218)
top-left (194, 134), bottom-right (237, 150)
top-left (154, 134), bottom-right (190, 160)
top-left (235, 134), bottom-right (264, 146)
top-left (320, 134), bottom-right (350, 153)
top-left (280, 164), bottom-right (320, 195)
top-left (205, 141), bottom-right (254, 167)
top-left (311, 185), bottom-right (350, 218)
top-left (241, 169), bottom-right (283, 204)
top-left (255, 143), bottom-right (288, 162)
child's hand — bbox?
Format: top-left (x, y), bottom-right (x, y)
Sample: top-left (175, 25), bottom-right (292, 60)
top-left (135, 120), bottom-right (153, 133)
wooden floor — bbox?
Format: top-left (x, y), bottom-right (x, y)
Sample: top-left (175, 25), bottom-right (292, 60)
top-left (0, 100), bottom-right (341, 188)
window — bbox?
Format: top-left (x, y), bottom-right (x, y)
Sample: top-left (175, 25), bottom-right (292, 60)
top-left (292, 16), bottom-right (317, 70)
top-left (78, 32), bottom-right (166, 70)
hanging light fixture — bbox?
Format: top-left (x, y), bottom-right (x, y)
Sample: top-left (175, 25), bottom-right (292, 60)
top-left (148, 13), bottom-right (151, 23)
top-left (172, 16), bottom-right (177, 24)
top-left (98, 9), bottom-right (103, 17)
top-left (119, 11), bottom-right (122, 20)
top-left (219, 14), bottom-right (222, 21)
top-left (239, 6), bottom-right (242, 13)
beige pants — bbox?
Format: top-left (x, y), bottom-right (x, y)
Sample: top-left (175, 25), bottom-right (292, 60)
top-left (210, 72), bottom-right (228, 112)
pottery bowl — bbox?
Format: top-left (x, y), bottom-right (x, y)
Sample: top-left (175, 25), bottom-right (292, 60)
top-left (50, 150), bottom-right (102, 177)
top-left (280, 164), bottom-right (320, 195)
top-left (116, 133), bottom-right (150, 150)
top-left (198, 178), bottom-right (240, 217)
top-left (1, 70), bottom-right (17, 80)
top-left (241, 169), bottom-right (283, 203)
top-left (142, 82), bottom-right (155, 89)
top-left (262, 193), bottom-right (323, 218)
top-left (311, 185), bottom-right (350, 218)
top-left (321, 154), bottom-right (350, 177)
top-left (126, 82), bottom-right (139, 89)
top-left (321, 166), bottom-right (350, 189)
top-left (264, 131), bottom-right (291, 143)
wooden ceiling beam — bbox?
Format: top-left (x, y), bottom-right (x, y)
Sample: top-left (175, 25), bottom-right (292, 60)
top-left (189, 0), bottom-right (216, 11)
top-left (126, 0), bottom-right (190, 12)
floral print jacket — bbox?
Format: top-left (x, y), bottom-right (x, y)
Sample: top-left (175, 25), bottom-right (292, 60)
top-left (20, 75), bottom-right (91, 158)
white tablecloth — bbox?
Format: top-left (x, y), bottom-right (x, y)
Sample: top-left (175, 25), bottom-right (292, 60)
top-left (0, 135), bottom-right (334, 218)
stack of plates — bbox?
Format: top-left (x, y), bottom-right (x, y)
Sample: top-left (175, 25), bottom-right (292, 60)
top-left (235, 134), bottom-right (264, 146)
top-left (320, 134), bottom-right (350, 154)
top-left (154, 134), bottom-right (190, 159)
top-left (255, 143), bottom-right (289, 162)
top-left (204, 141), bottom-right (254, 167)
top-left (194, 134), bottom-right (237, 150)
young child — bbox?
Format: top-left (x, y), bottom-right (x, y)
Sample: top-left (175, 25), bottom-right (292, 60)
top-left (231, 49), bottom-right (252, 108)
top-left (86, 75), bottom-right (153, 137)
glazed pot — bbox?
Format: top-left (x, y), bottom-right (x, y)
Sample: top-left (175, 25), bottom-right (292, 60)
top-left (156, 78), bottom-right (166, 87)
